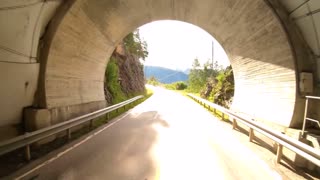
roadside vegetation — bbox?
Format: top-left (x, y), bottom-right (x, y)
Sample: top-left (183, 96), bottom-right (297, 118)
top-left (147, 58), bottom-right (234, 108)
top-left (93, 88), bottom-right (153, 127)
top-left (146, 76), bottom-right (161, 86)
top-left (105, 29), bottom-right (148, 105)
top-left (188, 58), bottom-right (234, 108)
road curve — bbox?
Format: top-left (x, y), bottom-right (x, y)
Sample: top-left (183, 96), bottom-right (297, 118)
top-left (17, 87), bottom-right (282, 180)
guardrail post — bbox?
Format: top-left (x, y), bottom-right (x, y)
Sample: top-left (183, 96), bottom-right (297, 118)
top-left (90, 119), bottom-right (94, 129)
top-left (25, 145), bottom-right (31, 161)
top-left (67, 128), bottom-right (71, 140)
top-left (0, 95), bottom-right (145, 158)
top-left (249, 128), bottom-right (254, 142)
top-left (124, 105), bottom-right (126, 111)
top-left (302, 97), bottom-right (309, 138)
top-left (232, 118), bottom-right (237, 130)
top-left (276, 143), bottom-right (283, 163)
top-left (222, 113), bottom-right (225, 120)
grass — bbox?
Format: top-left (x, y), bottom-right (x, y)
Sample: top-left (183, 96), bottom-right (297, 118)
top-left (190, 93), bottom-right (230, 122)
top-left (171, 89), bottom-right (230, 122)
top-left (92, 88), bottom-right (153, 128)
top-left (70, 88), bottom-right (154, 140)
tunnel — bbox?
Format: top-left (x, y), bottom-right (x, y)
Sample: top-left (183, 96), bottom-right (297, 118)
top-left (0, 0), bottom-right (318, 139)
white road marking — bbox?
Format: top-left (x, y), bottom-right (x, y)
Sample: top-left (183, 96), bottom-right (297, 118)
top-left (15, 111), bottom-right (132, 180)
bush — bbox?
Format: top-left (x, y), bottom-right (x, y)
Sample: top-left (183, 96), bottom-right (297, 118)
top-left (175, 82), bottom-right (187, 90)
top-left (163, 81), bottom-right (187, 90)
top-left (147, 76), bottom-right (160, 86)
top-left (105, 57), bottom-right (127, 104)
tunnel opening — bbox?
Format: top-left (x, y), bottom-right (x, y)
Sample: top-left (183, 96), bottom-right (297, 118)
top-left (46, 1), bottom-right (296, 126)
top-left (140, 20), bottom-right (234, 108)
top-left (25, 0), bottom-right (315, 137)
top-left (0, 1), bottom-right (319, 177)
top-left (104, 20), bottom-right (234, 109)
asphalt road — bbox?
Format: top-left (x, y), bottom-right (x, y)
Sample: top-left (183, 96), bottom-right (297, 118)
top-left (17, 87), bottom-right (283, 180)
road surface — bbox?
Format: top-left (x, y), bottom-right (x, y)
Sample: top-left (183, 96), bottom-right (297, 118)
top-left (17, 87), bottom-right (283, 180)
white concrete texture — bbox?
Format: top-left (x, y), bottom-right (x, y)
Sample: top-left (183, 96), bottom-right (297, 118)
top-left (0, 0), bottom-right (62, 135)
top-left (0, 0), bottom-right (320, 135)
top-left (41, 0), bottom-right (313, 127)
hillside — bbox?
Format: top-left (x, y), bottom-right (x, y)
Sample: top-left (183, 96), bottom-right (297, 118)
top-left (144, 66), bottom-right (188, 84)
top-left (104, 31), bottom-right (146, 104)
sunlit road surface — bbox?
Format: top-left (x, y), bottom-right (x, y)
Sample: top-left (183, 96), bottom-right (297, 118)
top-left (19, 87), bottom-right (282, 180)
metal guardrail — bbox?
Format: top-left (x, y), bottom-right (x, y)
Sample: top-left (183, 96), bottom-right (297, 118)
top-left (187, 93), bottom-right (320, 167)
top-left (0, 95), bottom-right (144, 161)
top-left (302, 96), bottom-right (320, 137)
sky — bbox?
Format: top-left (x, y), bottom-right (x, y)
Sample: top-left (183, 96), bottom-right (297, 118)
top-left (138, 20), bottom-right (230, 71)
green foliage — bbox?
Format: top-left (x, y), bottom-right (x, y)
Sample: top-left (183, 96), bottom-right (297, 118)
top-left (188, 58), bottom-right (203, 92)
top-left (210, 66), bottom-right (234, 107)
top-left (187, 58), bottom-right (220, 92)
top-left (124, 30), bottom-right (148, 60)
top-left (147, 76), bottom-right (160, 86)
top-left (164, 83), bottom-right (175, 90)
top-left (187, 57), bottom-right (234, 108)
top-left (164, 81), bottom-right (187, 90)
top-left (105, 57), bottom-right (127, 104)
top-left (94, 88), bottom-right (154, 128)
top-left (175, 81), bottom-right (188, 90)
top-left (104, 29), bottom-right (149, 105)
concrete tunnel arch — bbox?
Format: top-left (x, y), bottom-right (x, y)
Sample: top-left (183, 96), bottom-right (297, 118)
top-left (35, 0), bottom-right (314, 128)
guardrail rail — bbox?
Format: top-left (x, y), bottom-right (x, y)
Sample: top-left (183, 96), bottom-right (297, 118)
top-left (187, 93), bottom-right (320, 167)
top-left (0, 95), bottom-right (144, 161)
top-left (302, 96), bottom-right (320, 137)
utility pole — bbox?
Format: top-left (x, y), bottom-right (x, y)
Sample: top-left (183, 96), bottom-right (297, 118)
top-left (211, 41), bottom-right (215, 77)
top-left (212, 41), bottom-right (214, 70)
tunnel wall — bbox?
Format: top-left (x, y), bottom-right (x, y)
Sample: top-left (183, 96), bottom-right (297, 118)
top-left (34, 0), bottom-right (311, 128)
top-left (0, 0), bottom-right (61, 140)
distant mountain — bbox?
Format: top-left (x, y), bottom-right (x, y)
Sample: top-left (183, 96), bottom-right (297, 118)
top-left (183, 68), bottom-right (191, 74)
top-left (144, 66), bottom-right (188, 84)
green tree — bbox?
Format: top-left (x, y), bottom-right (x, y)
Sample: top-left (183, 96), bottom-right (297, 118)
top-left (188, 58), bottom-right (204, 92)
top-left (123, 30), bottom-right (148, 60)
top-left (188, 59), bottom-right (220, 92)
top-left (187, 57), bottom-right (234, 108)
top-left (104, 29), bottom-right (149, 104)
top-left (147, 76), bottom-right (160, 86)
top-left (210, 66), bottom-right (234, 107)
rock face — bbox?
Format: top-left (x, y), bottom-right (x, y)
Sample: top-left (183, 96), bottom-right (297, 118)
top-left (105, 43), bottom-right (145, 104)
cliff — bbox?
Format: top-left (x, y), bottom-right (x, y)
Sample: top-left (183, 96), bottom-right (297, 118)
top-left (104, 43), bottom-right (145, 104)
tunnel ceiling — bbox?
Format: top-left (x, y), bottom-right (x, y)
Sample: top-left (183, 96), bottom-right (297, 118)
top-left (1, 0), bottom-right (318, 67)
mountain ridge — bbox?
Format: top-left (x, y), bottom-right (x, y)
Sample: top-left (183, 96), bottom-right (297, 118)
top-left (144, 66), bottom-right (188, 84)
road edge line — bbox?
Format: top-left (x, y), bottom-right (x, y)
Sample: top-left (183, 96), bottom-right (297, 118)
top-left (11, 110), bottom-right (134, 180)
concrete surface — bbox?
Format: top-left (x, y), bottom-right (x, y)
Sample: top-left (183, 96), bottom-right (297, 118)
top-left (11, 88), bottom-right (311, 180)
top-left (1, 0), bottom-right (320, 139)
top-left (0, 0), bottom-right (62, 139)
top-left (38, 0), bottom-right (316, 129)
top-left (43, 0), bottom-right (293, 127)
